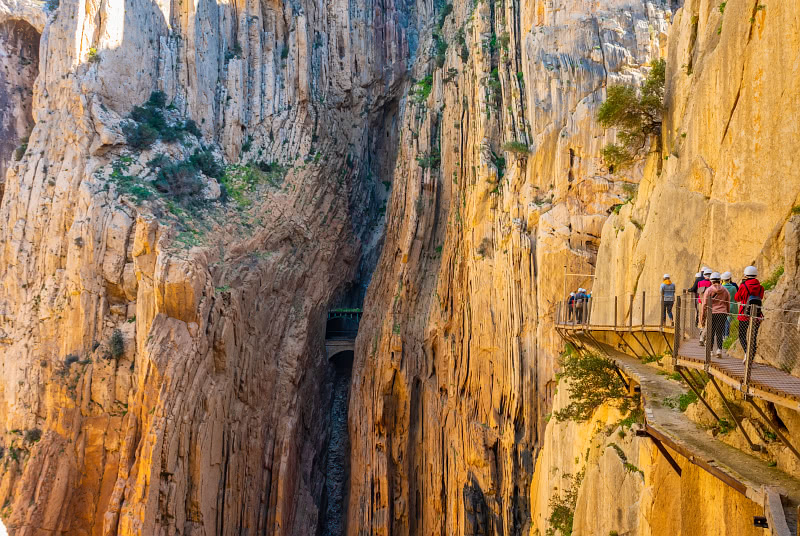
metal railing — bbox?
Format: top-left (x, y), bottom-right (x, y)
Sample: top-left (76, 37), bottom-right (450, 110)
top-left (555, 292), bottom-right (677, 331)
top-left (557, 288), bottom-right (800, 400)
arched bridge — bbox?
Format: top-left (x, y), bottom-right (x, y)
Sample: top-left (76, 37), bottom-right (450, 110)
top-left (325, 309), bottom-right (362, 361)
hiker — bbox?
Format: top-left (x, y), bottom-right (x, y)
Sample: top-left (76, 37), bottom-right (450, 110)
top-left (687, 271), bottom-right (703, 324)
top-left (574, 288), bottom-right (587, 323)
top-left (693, 268), bottom-right (713, 326)
top-left (721, 272), bottom-right (738, 339)
top-left (567, 292), bottom-right (576, 322)
top-left (735, 266), bottom-right (765, 363)
top-left (660, 274), bottom-right (676, 325)
top-left (700, 272), bottom-right (730, 356)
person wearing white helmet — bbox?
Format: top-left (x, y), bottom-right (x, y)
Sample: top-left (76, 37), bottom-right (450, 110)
top-left (660, 274), bottom-right (676, 325)
top-left (700, 272), bottom-right (730, 356)
top-left (735, 266), bottom-right (764, 363)
top-left (688, 267), bottom-right (711, 326)
top-left (575, 288), bottom-right (588, 323)
top-left (721, 272), bottom-right (738, 339)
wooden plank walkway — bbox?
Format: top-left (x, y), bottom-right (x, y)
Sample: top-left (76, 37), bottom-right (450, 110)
top-left (677, 338), bottom-right (800, 410)
top-left (579, 336), bottom-right (800, 534)
top-left (556, 318), bottom-right (800, 411)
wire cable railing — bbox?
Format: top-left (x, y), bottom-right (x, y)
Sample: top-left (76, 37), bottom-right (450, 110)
top-left (556, 288), bottom-right (800, 407)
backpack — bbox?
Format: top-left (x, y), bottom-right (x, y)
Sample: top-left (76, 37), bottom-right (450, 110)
top-left (740, 280), bottom-right (763, 318)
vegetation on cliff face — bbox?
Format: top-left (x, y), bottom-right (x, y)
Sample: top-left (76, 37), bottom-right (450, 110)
top-left (598, 59), bottom-right (666, 171)
top-left (553, 347), bottom-right (632, 422)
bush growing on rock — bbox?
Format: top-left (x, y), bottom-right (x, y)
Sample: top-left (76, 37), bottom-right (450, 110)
top-left (24, 429), bottom-right (41, 443)
top-left (109, 329), bottom-right (124, 360)
top-left (553, 347), bottom-right (631, 422)
top-left (598, 58), bottom-right (665, 172)
top-left (123, 91), bottom-right (201, 149)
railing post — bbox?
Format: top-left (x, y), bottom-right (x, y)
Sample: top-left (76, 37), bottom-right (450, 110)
top-left (673, 296), bottom-right (681, 365)
top-left (704, 294), bottom-right (712, 372)
top-left (641, 291), bottom-right (646, 328)
top-left (629, 294), bottom-right (634, 330)
top-left (660, 294), bottom-right (665, 330)
top-left (614, 296), bottom-right (618, 330)
top-left (743, 304), bottom-right (757, 393)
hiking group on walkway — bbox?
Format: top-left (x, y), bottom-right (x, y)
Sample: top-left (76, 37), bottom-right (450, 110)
top-left (563, 265), bottom-right (766, 363)
top-left (683, 266), bottom-right (764, 363)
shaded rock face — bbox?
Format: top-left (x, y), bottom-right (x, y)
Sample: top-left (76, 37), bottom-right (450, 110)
top-left (0, 18), bottom-right (39, 196)
top-left (0, 0), bottom-right (418, 535)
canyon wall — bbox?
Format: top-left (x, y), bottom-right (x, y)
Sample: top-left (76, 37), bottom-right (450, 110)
top-left (348, 0), bottom-right (671, 533)
top-left (531, 0), bottom-right (800, 535)
top-left (0, 0), bottom-right (417, 533)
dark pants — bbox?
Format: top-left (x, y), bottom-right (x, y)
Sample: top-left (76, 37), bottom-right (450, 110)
top-left (710, 313), bottom-right (726, 352)
top-left (738, 318), bottom-right (762, 361)
top-left (661, 301), bottom-right (674, 323)
top-left (568, 305), bottom-right (573, 321)
top-left (575, 303), bottom-right (584, 323)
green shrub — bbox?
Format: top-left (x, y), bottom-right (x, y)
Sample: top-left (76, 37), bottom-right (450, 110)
top-left (546, 470), bottom-right (584, 536)
top-left (154, 161), bottom-right (205, 201)
top-left (456, 28), bottom-right (469, 62)
top-left (502, 141), bottom-right (529, 156)
top-left (762, 265), bottom-right (784, 290)
top-left (88, 47), bottom-right (100, 63)
top-left (64, 354), bottom-right (80, 367)
top-left (109, 329), bottom-right (125, 360)
top-left (434, 34), bottom-right (449, 68)
top-left (663, 391), bottom-right (697, 412)
top-left (411, 75), bottom-right (434, 104)
top-left (436, 3), bottom-right (453, 30)
top-left (189, 149), bottom-right (222, 179)
top-left (498, 32), bottom-right (510, 51)
top-left (416, 149), bottom-right (441, 170)
top-left (123, 91), bottom-right (198, 149)
top-left (791, 205), bottom-right (800, 215)
top-left (24, 429), bottom-right (41, 443)
top-left (553, 348), bottom-right (631, 422)
top-left (597, 59), bottom-right (665, 172)
top-left (14, 137), bottom-right (28, 160)
top-left (183, 119), bottom-right (202, 138)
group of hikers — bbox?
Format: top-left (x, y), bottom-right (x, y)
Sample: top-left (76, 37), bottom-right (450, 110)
top-left (566, 288), bottom-right (591, 324)
top-left (662, 266), bottom-right (764, 361)
top-left (563, 265), bottom-right (766, 363)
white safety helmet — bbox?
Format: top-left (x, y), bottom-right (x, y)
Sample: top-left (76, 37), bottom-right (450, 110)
top-left (570, 292), bottom-right (575, 296)
top-left (578, 288), bottom-right (585, 292)
top-left (702, 266), bottom-right (710, 273)
top-left (703, 268), bottom-right (713, 277)
top-left (710, 272), bottom-right (721, 281)
top-left (721, 271), bottom-right (732, 281)
top-left (744, 266), bottom-right (758, 277)
top-left (663, 274), bottom-right (671, 279)
top-left (695, 272), bottom-right (702, 277)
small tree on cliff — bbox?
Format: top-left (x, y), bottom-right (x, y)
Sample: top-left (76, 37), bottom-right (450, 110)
top-left (598, 59), bottom-right (666, 172)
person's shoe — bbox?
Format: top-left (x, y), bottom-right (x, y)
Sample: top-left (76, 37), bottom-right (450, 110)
top-left (715, 349), bottom-right (722, 357)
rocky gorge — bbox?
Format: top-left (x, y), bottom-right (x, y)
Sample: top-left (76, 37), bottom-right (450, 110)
top-left (0, 0), bottom-right (797, 534)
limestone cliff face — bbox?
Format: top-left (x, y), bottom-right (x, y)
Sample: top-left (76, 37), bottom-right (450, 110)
top-left (531, 0), bottom-right (800, 534)
top-left (348, 0), bottom-right (670, 533)
top-left (0, 0), bottom-right (416, 533)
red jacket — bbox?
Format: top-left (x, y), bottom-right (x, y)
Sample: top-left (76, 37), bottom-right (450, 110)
top-left (735, 278), bottom-right (765, 320)
top-left (696, 279), bottom-right (711, 302)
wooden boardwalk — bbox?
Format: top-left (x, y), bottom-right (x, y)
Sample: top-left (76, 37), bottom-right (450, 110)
top-left (677, 338), bottom-right (800, 411)
top-left (556, 320), bottom-right (800, 411)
